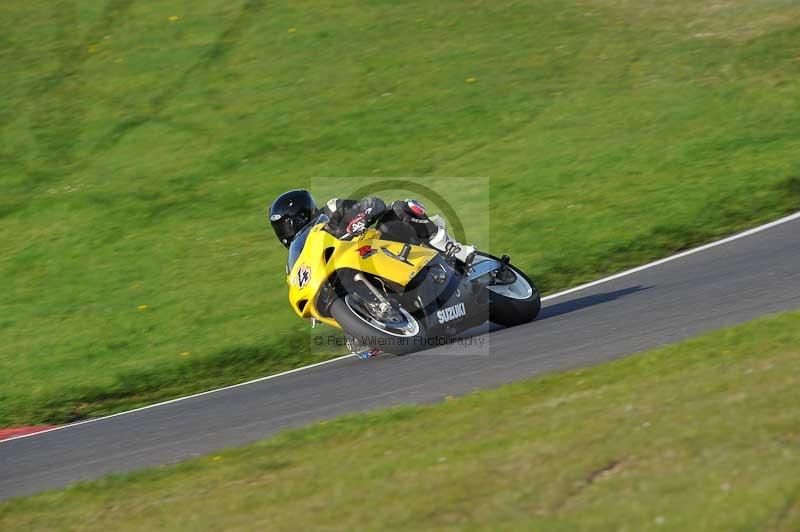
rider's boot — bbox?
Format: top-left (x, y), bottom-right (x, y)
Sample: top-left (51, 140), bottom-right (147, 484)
top-left (346, 335), bottom-right (382, 359)
top-left (428, 215), bottom-right (476, 267)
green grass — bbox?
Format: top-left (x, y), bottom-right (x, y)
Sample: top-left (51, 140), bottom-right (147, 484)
top-left (2, 0), bottom-right (800, 426)
top-left (4, 311), bottom-right (800, 531)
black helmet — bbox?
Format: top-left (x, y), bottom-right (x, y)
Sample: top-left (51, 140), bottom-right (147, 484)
top-left (269, 189), bottom-right (318, 248)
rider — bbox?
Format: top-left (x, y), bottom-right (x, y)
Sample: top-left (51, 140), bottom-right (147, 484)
top-left (268, 189), bottom-right (475, 266)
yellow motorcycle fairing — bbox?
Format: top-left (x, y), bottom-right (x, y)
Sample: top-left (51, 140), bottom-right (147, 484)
top-left (286, 224), bottom-right (438, 329)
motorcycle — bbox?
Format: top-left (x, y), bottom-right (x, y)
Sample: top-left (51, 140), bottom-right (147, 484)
top-left (284, 213), bottom-right (541, 356)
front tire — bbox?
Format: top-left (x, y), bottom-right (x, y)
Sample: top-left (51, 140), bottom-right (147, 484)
top-left (330, 295), bottom-right (428, 356)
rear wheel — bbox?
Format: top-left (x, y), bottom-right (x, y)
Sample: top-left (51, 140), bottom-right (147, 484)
top-left (330, 293), bottom-right (428, 356)
top-left (474, 253), bottom-right (541, 326)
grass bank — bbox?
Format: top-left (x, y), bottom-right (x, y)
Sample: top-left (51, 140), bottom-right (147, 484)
top-left (3, 311), bottom-right (800, 530)
top-left (2, 0), bottom-right (800, 425)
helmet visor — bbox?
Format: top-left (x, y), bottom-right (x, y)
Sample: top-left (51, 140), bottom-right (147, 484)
top-left (271, 215), bottom-right (312, 248)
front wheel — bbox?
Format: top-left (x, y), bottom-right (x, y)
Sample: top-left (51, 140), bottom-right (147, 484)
top-left (474, 253), bottom-right (541, 326)
top-left (330, 294), bottom-right (428, 356)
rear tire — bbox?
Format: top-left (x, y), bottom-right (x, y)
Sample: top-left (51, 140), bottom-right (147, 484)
top-left (330, 296), bottom-right (428, 356)
top-left (475, 253), bottom-right (541, 327)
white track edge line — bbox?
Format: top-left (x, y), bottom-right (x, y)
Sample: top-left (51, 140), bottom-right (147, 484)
top-left (0, 353), bottom-right (358, 444)
top-left (4, 210), bottom-right (800, 444)
top-left (540, 210), bottom-right (800, 301)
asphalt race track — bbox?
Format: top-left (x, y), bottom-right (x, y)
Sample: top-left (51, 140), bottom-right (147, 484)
top-left (2, 215), bottom-right (800, 501)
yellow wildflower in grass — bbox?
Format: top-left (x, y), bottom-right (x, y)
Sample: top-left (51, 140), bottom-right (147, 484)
top-left (211, 456), bottom-right (223, 462)
top-left (180, 351), bottom-right (191, 357)
top-left (465, 77), bottom-right (477, 83)
top-left (168, 15), bottom-right (180, 22)
top-left (137, 304), bottom-right (149, 311)
top-left (288, 27), bottom-right (297, 33)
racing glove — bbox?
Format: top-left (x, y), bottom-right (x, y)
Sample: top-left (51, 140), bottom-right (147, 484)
top-left (345, 211), bottom-right (370, 237)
